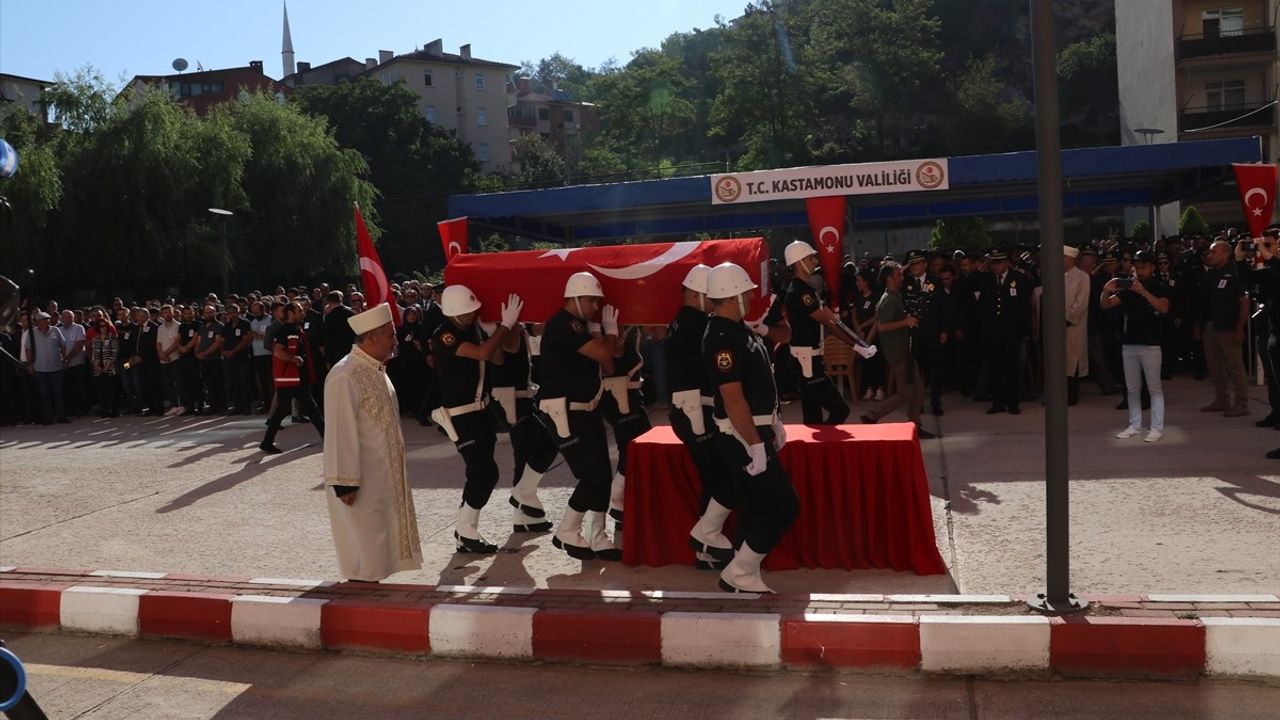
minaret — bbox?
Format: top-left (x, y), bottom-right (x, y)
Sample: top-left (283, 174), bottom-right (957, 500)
top-left (281, 1), bottom-right (296, 78)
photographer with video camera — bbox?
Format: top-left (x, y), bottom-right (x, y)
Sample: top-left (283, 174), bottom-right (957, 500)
top-left (1102, 250), bottom-right (1171, 442)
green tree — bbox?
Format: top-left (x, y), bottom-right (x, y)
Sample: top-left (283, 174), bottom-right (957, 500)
top-left (1178, 206), bottom-right (1209, 236)
top-left (512, 134), bottom-right (567, 187)
top-left (1058, 33), bottom-right (1119, 148)
top-left (940, 55), bottom-right (1032, 154)
top-left (930, 217), bottom-right (992, 253)
top-left (1130, 220), bottom-right (1151, 240)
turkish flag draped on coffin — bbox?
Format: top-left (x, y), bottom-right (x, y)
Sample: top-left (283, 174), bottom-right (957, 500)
top-left (354, 202), bottom-right (401, 326)
top-left (444, 238), bottom-right (771, 324)
top-left (1232, 163), bottom-right (1278, 238)
top-left (438, 217), bottom-right (469, 262)
top-left (806, 195), bottom-right (847, 308)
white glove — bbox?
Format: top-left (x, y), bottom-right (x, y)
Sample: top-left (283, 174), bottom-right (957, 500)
top-left (500, 293), bottom-right (523, 328)
top-left (601, 305), bottom-right (620, 336)
top-left (744, 442), bottom-right (768, 477)
top-left (771, 418), bottom-right (787, 451)
top-left (854, 343), bottom-right (877, 360)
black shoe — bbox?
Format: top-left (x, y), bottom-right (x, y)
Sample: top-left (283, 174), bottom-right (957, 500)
top-left (507, 495), bottom-right (547, 519)
top-left (56, 417), bottom-right (70, 424)
top-left (1008, 407), bottom-right (1021, 415)
top-left (917, 428), bottom-right (938, 440)
top-left (454, 531), bottom-right (499, 554)
top-left (513, 520), bottom-right (553, 533)
top-left (552, 535), bottom-right (596, 560)
top-left (1116, 400), bottom-right (1129, 410)
top-left (1256, 415), bottom-right (1280, 428)
top-left (717, 578), bottom-right (773, 595)
top-left (1267, 447), bottom-right (1280, 460)
top-left (695, 557), bottom-right (726, 571)
top-left (986, 406), bottom-right (1005, 415)
top-left (689, 535), bottom-right (735, 562)
top-left (259, 442), bottom-right (283, 455)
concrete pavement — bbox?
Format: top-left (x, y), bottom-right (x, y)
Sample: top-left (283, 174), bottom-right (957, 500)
top-left (0, 376), bottom-right (1275, 596)
top-left (4, 632), bottom-right (1279, 719)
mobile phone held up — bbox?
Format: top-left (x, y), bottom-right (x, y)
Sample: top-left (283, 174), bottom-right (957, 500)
top-left (1113, 277), bottom-right (1133, 291)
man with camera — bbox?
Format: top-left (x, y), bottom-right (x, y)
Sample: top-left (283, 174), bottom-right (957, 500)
top-left (1101, 250), bottom-right (1171, 442)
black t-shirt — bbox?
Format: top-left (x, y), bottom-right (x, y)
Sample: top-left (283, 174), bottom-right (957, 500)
top-left (665, 305), bottom-right (709, 395)
top-left (178, 321), bottom-right (199, 359)
top-left (432, 320), bottom-right (486, 408)
top-left (1204, 267), bottom-right (1245, 331)
top-left (220, 318), bottom-right (252, 357)
top-left (605, 327), bottom-right (643, 379)
top-left (785, 277), bottom-right (823, 348)
top-left (489, 330), bottom-right (531, 390)
top-left (852, 291), bottom-right (879, 324)
top-left (1119, 277), bottom-right (1170, 346)
top-left (703, 315), bottom-right (778, 421)
top-left (536, 309), bottom-right (601, 403)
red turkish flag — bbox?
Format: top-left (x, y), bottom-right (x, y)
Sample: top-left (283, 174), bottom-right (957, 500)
top-left (354, 202), bottom-right (400, 326)
top-left (439, 217), bottom-right (469, 263)
top-left (1233, 163), bottom-right (1278, 239)
top-left (806, 195), bottom-right (847, 308)
top-left (444, 238), bottom-right (771, 324)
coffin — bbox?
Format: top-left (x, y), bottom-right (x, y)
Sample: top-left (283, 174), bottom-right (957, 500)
top-left (443, 238), bottom-right (772, 324)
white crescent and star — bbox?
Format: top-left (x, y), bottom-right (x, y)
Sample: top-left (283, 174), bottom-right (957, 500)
top-left (447, 241), bottom-right (462, 258)
top-left (1244, 187), bottom-right (1270, 216)
top-left (818, 225), bottom-right (841, 253)
top-left (539, 242), bottom-right (702, 281)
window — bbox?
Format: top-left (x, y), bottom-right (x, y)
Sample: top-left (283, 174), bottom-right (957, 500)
top-left (379, 71), bottom-right (394, 86)
top-left (1202, 7), bottom-right (1245, 37)
top-left (425, 105), bottom-right (436, 124)
top-left (476, 108), bottom-right (488, 127)
top-left (563, 109), bottom-right (574, 122)
top-left (475, 73), bottom-right (486, 90)
top-left (537, 107), bottom-right (549, 121)
top-left (424, 69), bottom-right (433, 87)
top-left (1206, 79), bottom-right (1246, 109)
top-left (477, 142), bottom-right (490, 162)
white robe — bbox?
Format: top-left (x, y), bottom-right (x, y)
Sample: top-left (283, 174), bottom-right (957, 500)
top-left (1064, 266), bottom-right (1090, 377)
top-left (323, 346), bottom-right (422, 581)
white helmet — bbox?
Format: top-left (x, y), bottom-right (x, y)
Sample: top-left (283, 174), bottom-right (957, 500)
top-left (706, 262), bottom-right (757, 300)
top-left (564, 271), bottom-right (604, 298)
top-left (681, 264), bottom-right (711, 295)
top-left (440, 285), bottom-right (482, 317)
top-left (784, 240), bottom-right (818, 267)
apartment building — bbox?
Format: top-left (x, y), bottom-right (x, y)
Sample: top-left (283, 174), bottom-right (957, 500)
top-left (508, 77), bottom-right (600, 169)
top-left (0, 73), bottom-right (52, 118)
top-left (1118, 0), bottom-right (1278, 226)
top-left (364, 40), bottom-right (518, 173)
top-left (123, 61), bottom-right (291, 117)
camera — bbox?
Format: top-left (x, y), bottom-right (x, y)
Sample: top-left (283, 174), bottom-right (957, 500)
top-left (1113, 277), bottom-right (1133, 290)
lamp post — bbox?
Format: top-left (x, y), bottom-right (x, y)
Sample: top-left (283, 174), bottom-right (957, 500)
top-left (207, 208), bottom-right (233, 299)
top-left (1134, 127), bottom-right (1166, 145)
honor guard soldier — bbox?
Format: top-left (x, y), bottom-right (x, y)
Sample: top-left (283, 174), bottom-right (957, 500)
top-left (260, 302), bottom-right (325, 454)
top-left (901, 249), bottom-right (948, 416)
top-left (668, 265), bottom-right (735, 570)
top-left (430, 286), bottom-right (526, 553)
top-left (487, 321), bottom-right (559, 533)
top-left (783, 240), bottom-right (877, 424)
top-left (977, 249), bottom-right (1032, 414)
top-left (538, 272), bottom-right (623, 561)
top-left (703, 262), bottom-right (799, 593)
top-left (599, 324), bottom-right (652, 535)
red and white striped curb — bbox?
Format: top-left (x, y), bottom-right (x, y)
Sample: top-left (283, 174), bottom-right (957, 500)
top-left (1, 569), bottom-right (1277, 678)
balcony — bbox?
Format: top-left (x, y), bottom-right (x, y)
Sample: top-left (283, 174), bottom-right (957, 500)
top-left (1178, 100), bottom-right (1276, 132)
top-left (508, 107), bottom-right (537, 129)
top-left (1178, 25), bottom-right (1275, 61)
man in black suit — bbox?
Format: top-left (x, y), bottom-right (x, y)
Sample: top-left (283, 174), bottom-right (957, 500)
top-left (901, 249), bottom-right (947, 416)
top-left (978, 249), bottom-right (1032, 415)
top-left (322, 290), bottom-right (355, 371)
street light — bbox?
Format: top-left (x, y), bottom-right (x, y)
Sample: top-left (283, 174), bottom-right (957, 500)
top-left (1134, 127), bottom-right (1165, 145)
top-left (207, 208), bottom-right (233, 299)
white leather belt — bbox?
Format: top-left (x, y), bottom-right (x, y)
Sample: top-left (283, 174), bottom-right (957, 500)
top-left (700, 395), bottom-right (714, 407)
top-left (714, 413), bottom-right (779, 453)
top-left (443, 399), bottom-right (488, 417)
top-left (567, 386), bottom-right (604, 413)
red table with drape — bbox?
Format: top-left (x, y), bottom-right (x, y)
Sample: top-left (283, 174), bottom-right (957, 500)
top-left (622, 423), bottom-right (947, 574)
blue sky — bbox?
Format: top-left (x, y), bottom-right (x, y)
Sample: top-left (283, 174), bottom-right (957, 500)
top-left (1, 0), bottom-right (749, 85)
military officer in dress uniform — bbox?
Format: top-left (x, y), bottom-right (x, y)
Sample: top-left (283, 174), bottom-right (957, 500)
top-left (977, 249), bottom-right (1032, 414)
top-left (783, 240), bottom-right (877, 424)
top-left (599, 324), bottom-right (653, 536)
top-left (430, 286), bottom-right (525, 554)
top-left (703, 262), bottom-right (799, 593)
top-left (537, 272), bottom-right (623, 561)
top-left (487, 320), bottom-right (559, 534)
top-left (901, 249), bottom-right (947, 416)
top-left (668, 265), bottom-right (735, 571)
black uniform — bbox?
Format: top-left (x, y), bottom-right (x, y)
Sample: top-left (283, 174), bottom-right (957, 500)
top-left (903, 270), bottom-right (946, 414)
top-left (536, 309), bottom-right (612, 514)
top-left (784, 277), bottom-right (849, 424)
top-left (599, 326), bottom-right (653, 480)
top-left (433, 319), bottom-right (500, 511)
top-left (176, 320), bottom-right (200, 411)
top-left (665, 305), bottom-right (728, 512)
top-left (323, 305), bottom-right (355, 368)
top-left (703, 316), bottom-right (798, 557)
top-left (220, 316), bottom-right (253, 414)
top-left (262, 323), bottom-right (325, 450)
top-left (488, 329), bottom-right (558, 493)
top-left (977, 269), bottom-right (1032, 413)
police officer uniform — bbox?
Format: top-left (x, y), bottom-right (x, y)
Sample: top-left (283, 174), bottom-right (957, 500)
top-left (599, 325), bottom-right (653, 528)
top-left (703, 263), bottom-right (799, 594)
top-left (260, 312), bottom-right (325, 454)
top-left (784, 263), bottom-right (850, 424)
top-left (901, 249), bottom-right (946, 416)
top-left (488, 326), bottom-right (558, 533)
top-left (538, 273), bottom-right (622, 561)
top-left (977, 250), bottom-right (1032, 414)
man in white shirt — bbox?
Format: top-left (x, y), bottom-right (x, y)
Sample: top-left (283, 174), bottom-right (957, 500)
top-left (156, 304), bottom-right (184, 416)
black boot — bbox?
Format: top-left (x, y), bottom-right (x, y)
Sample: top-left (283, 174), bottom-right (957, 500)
top-left (1067, 377), bottom-right (1079, 407)
top-left (260, 424), bottom-right (282, 454)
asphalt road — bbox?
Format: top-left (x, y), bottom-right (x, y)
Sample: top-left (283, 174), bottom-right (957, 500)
top-left (4, 632), bottom-right (1279, 720)
top-left (0, 376), bottom-right (1275, 596)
